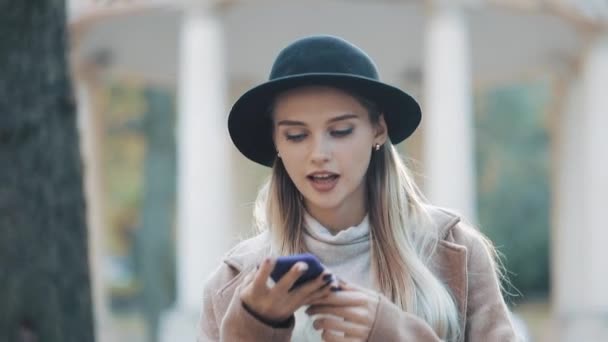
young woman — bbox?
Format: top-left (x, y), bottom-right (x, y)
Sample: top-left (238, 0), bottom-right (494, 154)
top-left (198, 35), bottom-right (517, 342)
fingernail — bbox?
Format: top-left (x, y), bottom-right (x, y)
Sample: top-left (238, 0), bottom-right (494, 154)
top-left (322, 274), bottom-right (332, 281)
top-left (298, 263), bottom-right (308, 271)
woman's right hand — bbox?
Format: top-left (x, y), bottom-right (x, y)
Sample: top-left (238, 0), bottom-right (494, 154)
top-left (239, 257), bottom-right (336, 324)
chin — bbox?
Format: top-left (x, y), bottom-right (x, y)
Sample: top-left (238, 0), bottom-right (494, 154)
top-left (303, 193), bottom-right (345, 211)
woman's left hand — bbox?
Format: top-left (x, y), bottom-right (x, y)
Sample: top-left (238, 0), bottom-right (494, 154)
top-left (305, 281), bottom-right (379, 342)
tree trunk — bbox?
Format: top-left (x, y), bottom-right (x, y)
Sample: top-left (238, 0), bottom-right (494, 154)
top-left (0, 1), bottom-right (95, 341)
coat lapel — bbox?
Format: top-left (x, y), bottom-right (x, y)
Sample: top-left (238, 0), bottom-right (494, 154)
top-left (436, 239), bottom-right (468, 333)
top-left (429, 206), bottom-right (469, 333)
top-left (213, 232), bottom-right (272, 322)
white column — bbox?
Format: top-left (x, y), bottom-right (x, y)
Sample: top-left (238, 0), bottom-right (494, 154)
top-left (572, 31), bottom-right (608, 340)
top-left (423, 2), bottom-right (476, 221)
top-left (75, 66), bottom-right (113, 342)
top-left (160, 6), bottom-right (232, 341)
top-left (176, 6), bottom-right (232, 313)
top-left (579, 32), bottom-right (608, 313)
top-left (553, 32), bottom-right (608, 342)
top-left (552, 76), bottom-right (586, 342)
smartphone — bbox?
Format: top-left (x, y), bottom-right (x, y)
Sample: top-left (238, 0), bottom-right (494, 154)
top-left (270, 253), bottom-right (324, 290)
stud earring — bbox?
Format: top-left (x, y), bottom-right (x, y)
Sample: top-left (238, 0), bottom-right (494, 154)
top-left (374, 143), bottom-right (381, 151)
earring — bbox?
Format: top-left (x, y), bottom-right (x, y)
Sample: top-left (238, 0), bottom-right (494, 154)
top-left (374, 143), bottom-right (381, 151)
top-left (277, 151), bottom-right (281, 158)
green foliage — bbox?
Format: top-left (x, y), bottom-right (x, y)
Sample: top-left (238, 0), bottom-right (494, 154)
top-left (103, 80), bottom-right (148, 256)
top-left (475, 80), bottom-right (551, 299)
top-left (101, 80), bottom-right (177, 342)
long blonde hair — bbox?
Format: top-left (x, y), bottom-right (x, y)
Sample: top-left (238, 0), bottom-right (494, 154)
top-left (253, 91), bottom-right (462, 340)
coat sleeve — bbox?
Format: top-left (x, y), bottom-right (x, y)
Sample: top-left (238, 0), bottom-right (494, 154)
top-left (367, 224), bottom-right (518, 342)
top-left (367, 295), bottom-right (443, 341)
top-left (219, 283), bottom-right (295, 341)
top-left (197, 264), bottom-right (231, 342)
top-left (196, 263), bottom-right (295, 342)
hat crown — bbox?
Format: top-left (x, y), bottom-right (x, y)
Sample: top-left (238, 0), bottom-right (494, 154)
top-left (228, 35), bottom-right (421, 167)
top-left (269, 35), bottom-right (379, 81)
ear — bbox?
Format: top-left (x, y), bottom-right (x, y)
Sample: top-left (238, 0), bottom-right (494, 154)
top-left (374, 114), bottom-right (388, 145)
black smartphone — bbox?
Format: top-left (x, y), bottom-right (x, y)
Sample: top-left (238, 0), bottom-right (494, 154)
top-left (269, 253), bottom-right (324, 290)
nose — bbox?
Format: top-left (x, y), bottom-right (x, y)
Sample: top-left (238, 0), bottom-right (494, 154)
top-left (310, 135), bottom-right (331, 165)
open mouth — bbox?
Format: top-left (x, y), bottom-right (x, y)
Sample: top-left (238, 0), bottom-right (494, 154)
top-left (307, 174), bottom-right (340, 182)
top-left (307, 172), bottom-right (340, 192)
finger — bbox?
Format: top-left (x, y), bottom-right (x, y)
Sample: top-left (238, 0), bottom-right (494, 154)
top-left (332, 275), bottom-right (345, 289)
top-left (320, 330), bottom-right (357, 342)
top-left (339, 280), bottom-right (374, 297)
top-left (293, 275), bottom-right (333, 306)
top-left (291, 272), bottom-right (333, 298)
top-left (252, 257), bottom-right (274, 290)
top-left (273, 261), bottom-right (308, 293)
top-left (306, 305), bottom-right (368, 325)
top-left (316, 318), bottom-right (368, 340)
top-left (308, 290), bottom-right (367, 307)
top-left (303, 280), bottom-right (334, 304)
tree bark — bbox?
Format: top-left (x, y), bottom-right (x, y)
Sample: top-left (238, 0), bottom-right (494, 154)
top-left (0, 1), bottom-right (95, 341)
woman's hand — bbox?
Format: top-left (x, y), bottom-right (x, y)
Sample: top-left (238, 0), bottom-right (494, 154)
top-left (305, 281), bottom-right (380, 342)
top-left (239, 257), bottom-right (336, 324)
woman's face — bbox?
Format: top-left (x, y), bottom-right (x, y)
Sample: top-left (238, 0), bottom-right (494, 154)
top-left (273, 86), bottom-right (387, 215)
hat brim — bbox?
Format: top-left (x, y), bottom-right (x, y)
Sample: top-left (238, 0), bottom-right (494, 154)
top-left (228, 73), bottom-right (421, 167)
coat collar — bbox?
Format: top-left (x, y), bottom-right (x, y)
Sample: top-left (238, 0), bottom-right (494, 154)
top-left (427, 205), bottom-right (462, 240)
top-left (223, 230), bottom-right (272, 272)
top-left (223, 206), bottom-right (463, 273)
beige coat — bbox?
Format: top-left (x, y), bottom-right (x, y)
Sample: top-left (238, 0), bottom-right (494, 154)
top-left (197, 207), bottom-right (518, 341)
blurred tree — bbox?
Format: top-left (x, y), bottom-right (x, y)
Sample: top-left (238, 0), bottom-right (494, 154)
top-left (475, 81), bottom-right (551, 299)
top-left (0, 1), bottom-right (95, 341)
top-left (133, 88), bottom-right (176, 342)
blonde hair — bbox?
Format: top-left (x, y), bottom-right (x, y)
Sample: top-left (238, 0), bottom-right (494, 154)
top-left (253, 91), bottom-right (462, 340)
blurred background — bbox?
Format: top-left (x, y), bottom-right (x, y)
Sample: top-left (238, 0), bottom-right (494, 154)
top-left (3, 0), bottom-right (607, 341)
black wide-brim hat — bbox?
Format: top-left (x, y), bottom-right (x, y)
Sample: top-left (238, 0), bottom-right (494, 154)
top-left (228, 35), bottom-right (421, 167)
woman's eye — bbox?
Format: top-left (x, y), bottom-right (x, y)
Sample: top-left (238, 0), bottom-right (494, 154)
top-left (331, 128), bottom-right (353, 137)
top-left (286, 133), bottom-right (307, 142)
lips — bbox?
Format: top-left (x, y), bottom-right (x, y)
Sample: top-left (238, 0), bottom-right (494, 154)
top-left (307, 172), bottom-right (340, 192)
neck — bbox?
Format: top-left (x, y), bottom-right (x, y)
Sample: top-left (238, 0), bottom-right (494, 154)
top-left (305, 190), bottom-right (367, 234)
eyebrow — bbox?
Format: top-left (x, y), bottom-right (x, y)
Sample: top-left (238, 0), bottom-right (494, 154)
top-left (276, 113), bottom-right (359, 126)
